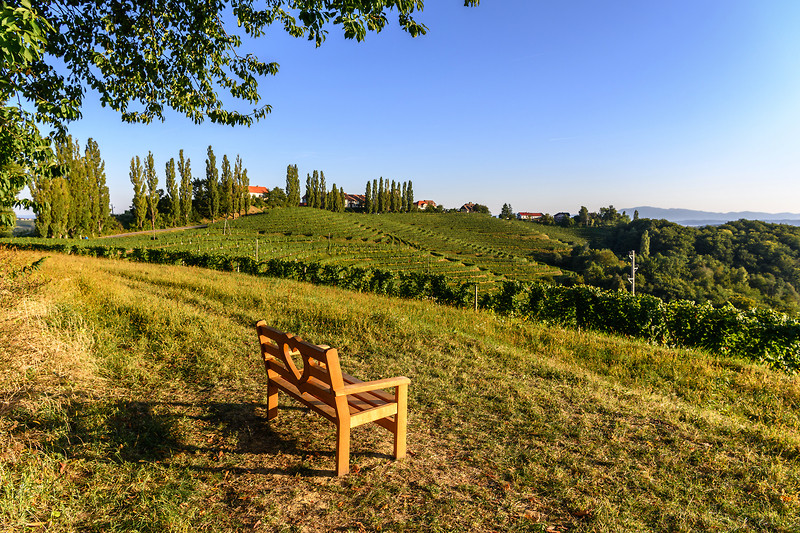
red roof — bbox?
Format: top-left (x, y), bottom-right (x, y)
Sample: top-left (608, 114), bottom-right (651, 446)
top-left (248, 186), bottom-right (268, 194)
top-left (517, 212), bottom-right (543, 217)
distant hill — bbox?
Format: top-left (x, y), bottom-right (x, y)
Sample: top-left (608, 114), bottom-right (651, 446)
top-left (621, 206), bottom-right (800, 226)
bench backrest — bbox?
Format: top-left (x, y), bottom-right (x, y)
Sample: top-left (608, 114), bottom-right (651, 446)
top-left (256, 321), bottom-right (345, 398)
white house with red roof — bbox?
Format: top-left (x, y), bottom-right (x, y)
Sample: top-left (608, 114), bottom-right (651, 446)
top-left (248, 186), bottom-right (269, 198)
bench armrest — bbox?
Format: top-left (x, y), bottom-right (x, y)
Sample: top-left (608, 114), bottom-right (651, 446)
top-left (335, 376), bottom-right (411, 397)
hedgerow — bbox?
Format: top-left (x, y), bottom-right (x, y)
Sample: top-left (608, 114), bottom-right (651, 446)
top-left (4, 241), bottom-right (798, 372)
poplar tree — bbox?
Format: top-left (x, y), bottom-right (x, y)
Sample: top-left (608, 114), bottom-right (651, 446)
top-left (305, 173), bottom-right (314, 208)
top-left (364, 181), bottom-right (372, 213)
top-left (339, 189), bottom-right (346, 213)
top-left (233, 155), bottom-right (242, 216)
top-left (242, 168), bottom-right (251, 213)
top-left (377, 178), bottom-right (385, 213)
top-left (178, 150), bottom-right (192, 225)
top-left (319, 171), bottom-right (327, 210)
top-left (311, 170), bottom-right (322, 209)
top-left (145, 151), bottom-right (159, 232)
top-left (329, 184), bottom-right (338, 211)
top-left (372, 179), bottom-right (378, 213)
top-left (220, 154), bottom-right (233, 218)
top-left (166, 157), bottom-right (179, 226)
top-left (85, 138), bottom-right (109, 235)
top-left (206, 146), bottom-right (219, 221)
top-left (130, 156), bottom-right (146, 229)
top-left (406, 180), bottom-right (414, 211)
top-left (285, 164), bottom-right (300, 207)
top-left (401, 181), bottom-right (407, 212)
top-left (57, 136), bottom-right (90, 237)
top-left (50, 178), bottom-right (71, 238)
top-left (391, 180), bottom-right (400, 212)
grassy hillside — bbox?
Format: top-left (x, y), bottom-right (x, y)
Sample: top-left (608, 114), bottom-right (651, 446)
top-left (2, 249), bottom-right (799, 531)
top-left (24, 209), bottom-right (568, 290)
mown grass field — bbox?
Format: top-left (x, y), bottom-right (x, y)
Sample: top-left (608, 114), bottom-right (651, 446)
top-left (2, 249), bottom-right (799, 532)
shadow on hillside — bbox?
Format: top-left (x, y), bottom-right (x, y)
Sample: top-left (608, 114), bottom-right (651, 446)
top-left (6, 394), bottom-right (392, 477)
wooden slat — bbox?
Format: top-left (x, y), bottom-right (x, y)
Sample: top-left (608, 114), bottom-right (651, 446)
top-left (337, 376), bottom-right (411, 397)
top-left (341, 372), bottom-right (395, 403)
top-left (349, 403), bottom-right (399, 428)
top-left (268, 374), bottom-right (337, 422)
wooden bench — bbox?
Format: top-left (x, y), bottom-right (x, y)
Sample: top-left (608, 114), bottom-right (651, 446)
top-left (255, 321), bottom-right (410, 476)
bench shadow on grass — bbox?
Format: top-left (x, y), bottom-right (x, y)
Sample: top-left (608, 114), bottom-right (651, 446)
top-left (12, 395), bottom-right (392, 478)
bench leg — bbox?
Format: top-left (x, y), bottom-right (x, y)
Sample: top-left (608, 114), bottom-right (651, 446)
top-left (266, 377), bottom-right (279, 420)
top-left (394, 384), bottom-right (408, 459)
top-left (335, 423), bottom-right (351, 476)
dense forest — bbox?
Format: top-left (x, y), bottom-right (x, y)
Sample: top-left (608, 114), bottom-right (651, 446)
top-left (535, 217), bottom-right (800, 314)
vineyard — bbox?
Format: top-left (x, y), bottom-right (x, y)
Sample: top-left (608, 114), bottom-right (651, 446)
top-left (36, 209), bottom-right (569, 291)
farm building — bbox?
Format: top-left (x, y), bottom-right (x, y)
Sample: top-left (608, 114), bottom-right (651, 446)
top-left (517, 212), bottom-right (543, 220)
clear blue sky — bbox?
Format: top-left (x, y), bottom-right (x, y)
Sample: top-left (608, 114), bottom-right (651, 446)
top-left (27, 0), bottom-right (800, 217)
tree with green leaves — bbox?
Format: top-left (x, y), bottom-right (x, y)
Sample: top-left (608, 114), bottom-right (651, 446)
top-left (2, 1), bottom-right (480, 225)
top-left (145, 152), bottom-right (159, 232)
top-left (377, 178), bottom-right (385, 213)
top-left (286, 164), bottom-right (300, 207)
top-left (406, 180), bottom-right (414, 211)
top-left (305, 173), bottom-right (314, 208)
top-left (130, 156), bottom-right (146, 229)
top-left (241, 167), bottom-right (251, 214)
top-left (364, 180), bottom-right (372, 214)
top-left (232, 155), bottom-right (242, 216)
top-left (640, 230), bottom-right (650, 258)
top-left (266, 187), bottom-right (287, 208)
top-left (56, 135), bottom-right (90, 237)
top-left (371, 179), bottom-right (378, 213)
top-left (30, 171), bottom-right (52, 237)
top-left (165, 158), bottom-right (179, 227)
top-left (579, 206), bottom-right (590, 227)
top-left (329, 184), bottom-right (338, 212)
top-left (500, 203), bottom-right (514, 220)
top-left (205, 146), bottom-right (219, 221)
top-left (220, 154), bottom-right (233, 219)
top-left (319, 171), bottom-right (327, 210)
top-left (178, 150), bottom-right (192, 225)
top-left (84, 137), bottom-right (109, 235)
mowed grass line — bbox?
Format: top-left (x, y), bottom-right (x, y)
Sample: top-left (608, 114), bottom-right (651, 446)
top-left (1, 252), bottom-right (799, 532)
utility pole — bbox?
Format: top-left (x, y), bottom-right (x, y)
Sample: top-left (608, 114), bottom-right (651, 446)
top-left (628, 250), bottom-right (638, 295)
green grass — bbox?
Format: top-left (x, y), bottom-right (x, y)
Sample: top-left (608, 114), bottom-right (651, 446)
top-left (11, 209), bottom-right (568, 290)
top-left (2, 250), bottom-right (799, 531)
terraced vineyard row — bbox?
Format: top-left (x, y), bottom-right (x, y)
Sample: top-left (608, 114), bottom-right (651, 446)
top-left (26, 209), bottom-right (569, 290)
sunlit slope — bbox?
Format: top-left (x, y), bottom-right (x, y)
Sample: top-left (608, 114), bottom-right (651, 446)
top-left (98, 209), bottom-right (567, 289)
top-left (3, 251), bottom-right (798, 531)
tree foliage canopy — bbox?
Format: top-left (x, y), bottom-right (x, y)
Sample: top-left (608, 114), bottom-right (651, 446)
top-left (1, 0), bottom-right (479, 224)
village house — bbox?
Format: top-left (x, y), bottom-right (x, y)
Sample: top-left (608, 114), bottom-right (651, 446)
top-left (344, 193), bottom-right (365, 209)
top-left (414, 200), bottom-right (436, 210)
top-left (248, 185), bottom-right (269, 198)
top-left (460, 202), bottom-right (477, 213)
top-left (553, 212), bottom-right (571, 223)
top-left (517, 212), bottom-right (543, 221)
